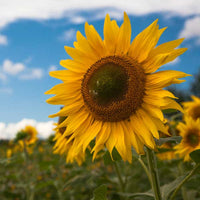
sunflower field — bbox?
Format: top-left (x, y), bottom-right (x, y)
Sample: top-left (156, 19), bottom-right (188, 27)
top-left (1, 12), bottom-right (200, 200)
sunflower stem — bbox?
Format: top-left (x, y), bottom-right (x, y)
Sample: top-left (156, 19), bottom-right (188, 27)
top-left (23, 139), bottom-right (29, 161)
top-left (137, 155), bottom-right (152, 185)
top-left (146, 148), bottom-right (162, 200)
top-left (170, 163), bottom-right (200, 200)
top-left (113, 162), bottom-right (125, 193)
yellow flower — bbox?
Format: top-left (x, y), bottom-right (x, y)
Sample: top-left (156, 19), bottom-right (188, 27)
top-left (38, 146), bottom-right (44, 153)
top-left (182, 95), bottom-right (200, 120)
top-left (157, 143), bottom-right (178, 161)
top-left (46, 12), bottom-right (189, 163)
top-left (22, 125), bottom-right (38, 145)
top-left (6, 148), bottom-right (12, 158)
top-left (174, 116), bottom-right (200, 161)
top-left (53, 116), bottom-right (85, 165)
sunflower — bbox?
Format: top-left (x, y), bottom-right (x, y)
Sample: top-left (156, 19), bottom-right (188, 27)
top-left (182, 95), bottom-right (200, 120)
top-left (46, 12), bottom-right (189, 163)
top-left (53, 116), bottom-right (85, 165)
top-left (157, 143), bottom-right (178, 161)
top-left (6, 148), bottom-right (12, 158)
top-left (174, 116), bottom-right (200, 161)
top-left (17, 125), bottom-right (38, 145)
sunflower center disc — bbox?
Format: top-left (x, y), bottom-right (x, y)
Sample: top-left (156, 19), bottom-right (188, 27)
top-left (81, 56), bottom-right (146, 122)
top-left (88, 63), bottom-right (127, 105)
top-left (186, 130), bottom-right (199, 147)
top-left (190, 105), bottom-right (200, 120)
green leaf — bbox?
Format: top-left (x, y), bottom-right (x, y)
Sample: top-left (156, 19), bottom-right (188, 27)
top-left (112, 148), bottom-right (122, 161)
top-left (91, 184), bottom-right (108, 200)
top-left (103, 151), bottom-right (113, 165)
top-left (155, 136), bottom-right (182, 146)
top-left (190, 149), bottom-right (200, 163)
top-left (118, 192), bottom-right (154, 198)
top-left (103, 148), bottom-right (122, 165)
top-left (163, 109), bottom-right (179, 114)
top-left (35, 180), bottom-right (55, 191)
top-left (160, 175), bottom-right (185, 200)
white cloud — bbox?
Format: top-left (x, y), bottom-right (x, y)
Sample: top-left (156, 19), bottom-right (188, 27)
top-left (0, 0), bottom-right (200, 29)
top-left (60, 28), bottom-right (76, 41)
top-left (0, 34), bottom-right (8, 45)
top-left (0, 87), bottom-right (12, 95)
top-left (179, 16), bottom-right (200, 45)
top-left (0, 118), bottom-right (55, 139)
top-left (70, 16), bottom-right (86, 24)
top-left (19, 68), bottom-right (43, 80)
top-left (0, 72), bottom-right (7, 82)
top-left (164, 57), bottom-right (180, 66)
top-left (2, 59), bottom-right (25, 75)
top-left (48, 65), bottom-right (57, 72)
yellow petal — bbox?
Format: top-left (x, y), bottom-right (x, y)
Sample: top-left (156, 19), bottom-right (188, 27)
top-left (104, 14), bottom-right (120, 54)
top-left (137, 109), bottom-right (159, 139)
top-left (128, 19), bottom-right (158, 60)
top-left (161, 98), bottom-right (184, 112)
top-left (49, 70), bottom-right (83, 81)
top-left (60, 59), bottom-right (87, 73)
top-left (130, 113), bottom-right (155, 149)
top-left (85, 22), bottom-right (106, 57)
top-left (142, 103), bottom-right (164, 121)
top-left (149, 38), bottom-right (184, 58)
top-left (75, 31), bottom-right (100, 60)
top-left (151, 117), bottom-right (170, 135)
top-left (146, 70), bottom-right (190, 89)
top-left (65, 46), bottom-right (95, 66)
top-left (115, 12), bottom-right (131, 55)
top-left (106, 122), bottom-right (118, 158)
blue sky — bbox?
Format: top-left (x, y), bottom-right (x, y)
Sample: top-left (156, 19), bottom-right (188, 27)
top-left (0, 0), bottom-right (200, 138)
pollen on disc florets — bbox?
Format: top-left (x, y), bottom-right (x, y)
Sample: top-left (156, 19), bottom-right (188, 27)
top-left (81, 56), bottom-right (146, 122)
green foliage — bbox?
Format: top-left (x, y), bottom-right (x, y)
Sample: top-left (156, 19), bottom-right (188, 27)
top-left (161, 175), bottom-right (185, 200)
top-left (190, 69), bottom-right (200, 97)
top-left (15, 131), bottom-right (28, 141)
top-left (0, 133), bottom-right (200, 199)
top-left (155, 136), bottom-right (182, 146)
top-left (91, 185), bottom-right (108, 200)
top-left (103, 148), bottom-right (122, 165)
top-left (190, 149), bottom-right (200, 164)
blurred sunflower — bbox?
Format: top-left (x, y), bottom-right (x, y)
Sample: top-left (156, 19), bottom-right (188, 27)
top-left (182, 95), bottom-right (200, 120)
top-left (174, 116), bottom-right (200, 161)
top-left (6, 148), bottom-right (12, 158)
top-left (157, 143), bottom-right (178, 161)
top-left (53, 116), bottom-right (85, 165)
top-left (46, 12), bottom-right (189, 163)
top-left (17, 125), bottom-right (38, 145)
top-left (17, 140), bottom-right (34, 155)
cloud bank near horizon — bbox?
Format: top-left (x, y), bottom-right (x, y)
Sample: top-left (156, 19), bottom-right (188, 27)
top-left (0, 118), bottom-right (55, 140)
top-left (0, 0), bottom-right (200, 29)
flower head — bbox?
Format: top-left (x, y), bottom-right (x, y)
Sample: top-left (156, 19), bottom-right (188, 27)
top-left (53, 116), bottom-right (85, 165)
top-left (46, 12), bottom-right (189, 163)
top-left (174, 116), bottom-right (200, 161)
top-left (182, 95), bottom-right (200, 121)
top-left (16, 125), bottom-right (38, 145)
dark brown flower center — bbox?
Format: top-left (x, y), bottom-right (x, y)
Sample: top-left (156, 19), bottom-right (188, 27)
top-left (190, 105), bottom-right (200, 120)
top-left (58, 116), bottom-right (67, 135)
top-left (81, 56), bottom-right (146, 122)
top-left (186, 129), bottom-right (200, 147)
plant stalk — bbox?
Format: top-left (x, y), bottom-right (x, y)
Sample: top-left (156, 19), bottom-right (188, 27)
top-left (138, 155), bottom-right (152, 185)
top-left (146, 148), bottom-right (162, 200)
top-left (113, 162), bottom-right (125, 193)
top-left (170, 163), bottom-right (200, 200)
